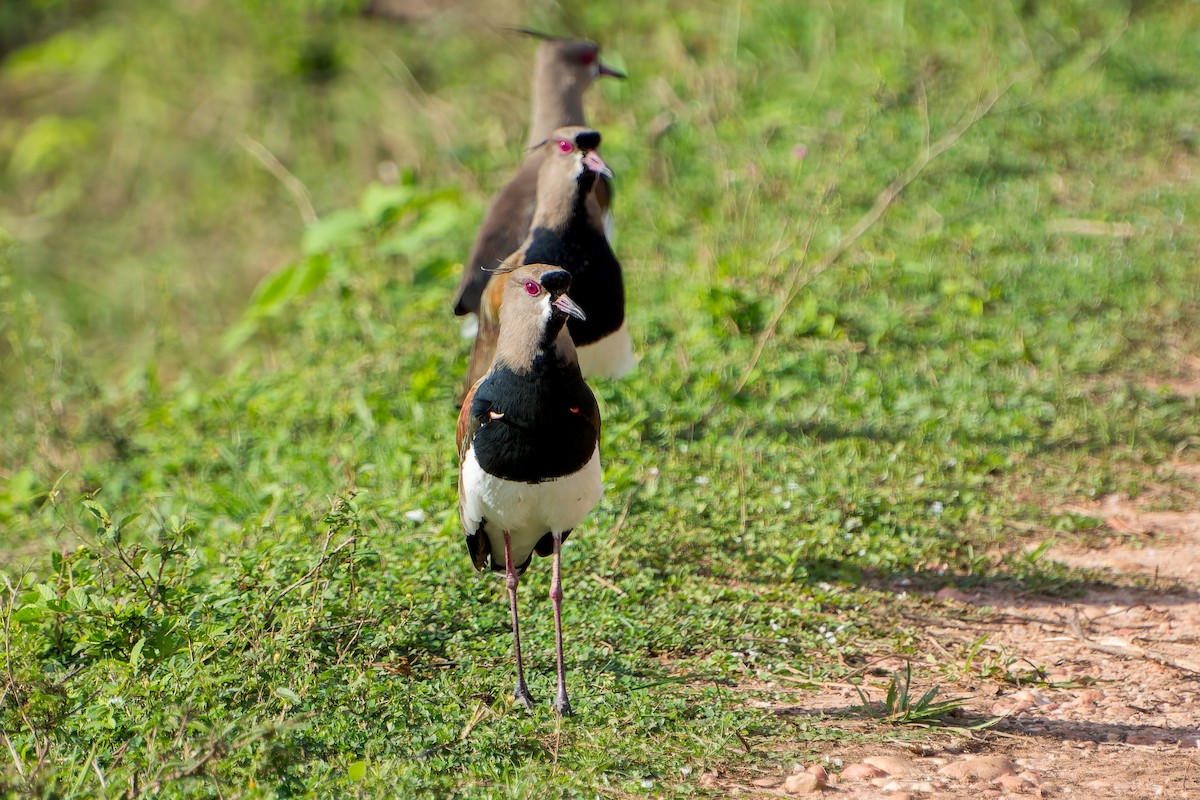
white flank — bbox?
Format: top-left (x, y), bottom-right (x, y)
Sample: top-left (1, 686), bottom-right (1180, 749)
top-left (577, 322), bottom-right (635, 379)
top-left (461, 445), bottom-right (602, 568)
top-left (460, 313), bottom-right (480, 339)
top-left (603, 209), bottom-right (616, 245)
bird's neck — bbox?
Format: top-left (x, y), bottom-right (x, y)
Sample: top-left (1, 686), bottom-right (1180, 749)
top-left (544, 324), bottom-right (578, 364)
top-left (528, 74), bottom-right (587, 149)
top-left (495, 317), bottom-right (577, 376)
top-left (529, 176), bottom-right (602, 237)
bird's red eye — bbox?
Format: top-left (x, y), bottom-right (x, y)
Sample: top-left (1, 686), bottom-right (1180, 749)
top-left (524, 280), bottom-right (540, 296)
top-left (580, 50), bottom-right (596, 66)
top-left (557, 139), bottom-right (572, 154)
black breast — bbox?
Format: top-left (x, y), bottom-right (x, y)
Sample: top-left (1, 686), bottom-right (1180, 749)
top-left (524, 219), bottom-right (624, 348)
top-left (469, 360), bottom-right (599, 482)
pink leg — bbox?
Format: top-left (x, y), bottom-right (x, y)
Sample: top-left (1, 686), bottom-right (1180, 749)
top-left (550, 532), bottom-right (572, 717)
top-left (504, 531), bottom-right (534, 709)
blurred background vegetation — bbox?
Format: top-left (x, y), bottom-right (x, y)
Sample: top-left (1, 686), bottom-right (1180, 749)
top-left (2, 0), bottom-right (527, 376)
top-left (5, 0), bottom-right (1195, 417)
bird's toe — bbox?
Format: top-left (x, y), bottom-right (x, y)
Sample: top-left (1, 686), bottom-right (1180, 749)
top-left (514, 683), bottom-right (536, 711)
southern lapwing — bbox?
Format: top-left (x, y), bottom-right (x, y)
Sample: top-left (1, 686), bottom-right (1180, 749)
top-left (457, 264), bottom-right (603, 716)
top-left (463, 126), bottom-right (632, 397)
top-left (451, 34), bottom-right (624, 319)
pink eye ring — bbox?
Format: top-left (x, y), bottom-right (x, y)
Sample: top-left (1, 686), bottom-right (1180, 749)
top-left (524, 280), bottom-right (540, 296)
top-left (557, 139), bottom-right (572, 154)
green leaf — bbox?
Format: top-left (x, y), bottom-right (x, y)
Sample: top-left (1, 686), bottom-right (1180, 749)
top-left (245, 253), bottom-right (332, 320)
top-left (12, 606), bottom-right (44, 624)
top-left (81, 498), bottom-right (108, 524)
top-left (301, 209), bottom-right (363, 255)
top-left (130, 637), bottom-right (146, 674)
top-left (293, 252), bottom-right (330, 295)
top-left (275, 687), bottom-right (302, 704)
top-left (65, 586), bottom-right (88, 610)
top-left (248, 262), bottom-right (303, 314)
top-left (359, 182), bottom-right (414, 225)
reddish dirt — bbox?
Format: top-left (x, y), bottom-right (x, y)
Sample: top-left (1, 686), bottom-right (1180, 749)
top-left (1141, 356), bottom-right (1200, 399)
top-left (711, 463), bottom-right (1200, 799)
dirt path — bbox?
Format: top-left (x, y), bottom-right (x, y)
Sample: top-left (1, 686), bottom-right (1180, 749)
top-left (721, 470), bottom-right (1200, 799)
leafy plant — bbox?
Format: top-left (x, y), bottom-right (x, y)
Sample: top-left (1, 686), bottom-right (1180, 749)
top-left (224, 179), bottom-right (467, 348)
top-left (855, 662), bottom-right (975, 727)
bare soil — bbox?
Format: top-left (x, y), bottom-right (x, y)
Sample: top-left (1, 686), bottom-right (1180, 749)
top-left (718, 464), bottom-right (1200, 799)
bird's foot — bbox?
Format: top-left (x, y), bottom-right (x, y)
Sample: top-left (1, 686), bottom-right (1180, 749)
top-left (513, 682), bottom-right (535, 711)
top-left (553, 693), bottom-right (573, 718)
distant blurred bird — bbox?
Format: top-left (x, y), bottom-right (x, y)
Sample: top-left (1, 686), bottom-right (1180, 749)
top-left (451, 32), bottom-right (624, 319)
top-left (463, 126), bottom-right (632, 395)
top-left (457, 264), bottom-right (602, 716)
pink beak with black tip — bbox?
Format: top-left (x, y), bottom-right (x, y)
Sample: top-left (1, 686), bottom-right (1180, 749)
top-left (552, 292), bottom-right (587, 321)
top-left (599, 62), bottom-right (626, 79)
top-left (581, 150), bottom-right (613, 180)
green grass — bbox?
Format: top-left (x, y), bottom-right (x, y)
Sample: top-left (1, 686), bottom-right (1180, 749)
top-left (3, 0), bottom-right (1200, 796)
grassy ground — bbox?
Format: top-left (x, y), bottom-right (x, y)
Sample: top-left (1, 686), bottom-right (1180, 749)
top-left (2, 0), bottom-right (1199, 796)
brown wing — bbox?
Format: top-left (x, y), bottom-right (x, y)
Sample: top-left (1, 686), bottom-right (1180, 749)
top-left (460, 262), bottom-right (516, 400)
top-left (451, 157), bottom-right (540, 316)
top-left (456, 378), bottom-right (485, 462)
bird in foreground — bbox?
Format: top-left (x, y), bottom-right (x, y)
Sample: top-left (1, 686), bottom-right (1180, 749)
top-left (451, 33), bottom-right (624, 319)
top-left (457, 264), bottom-right (602, 716)
top-left (463, 126), bottom-right (631, 396)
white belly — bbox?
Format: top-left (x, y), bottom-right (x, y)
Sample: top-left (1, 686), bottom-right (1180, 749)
top-left (460, 446), bottom-right (603, 568)
top-left (577, 323), bottom-right (635, 379)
